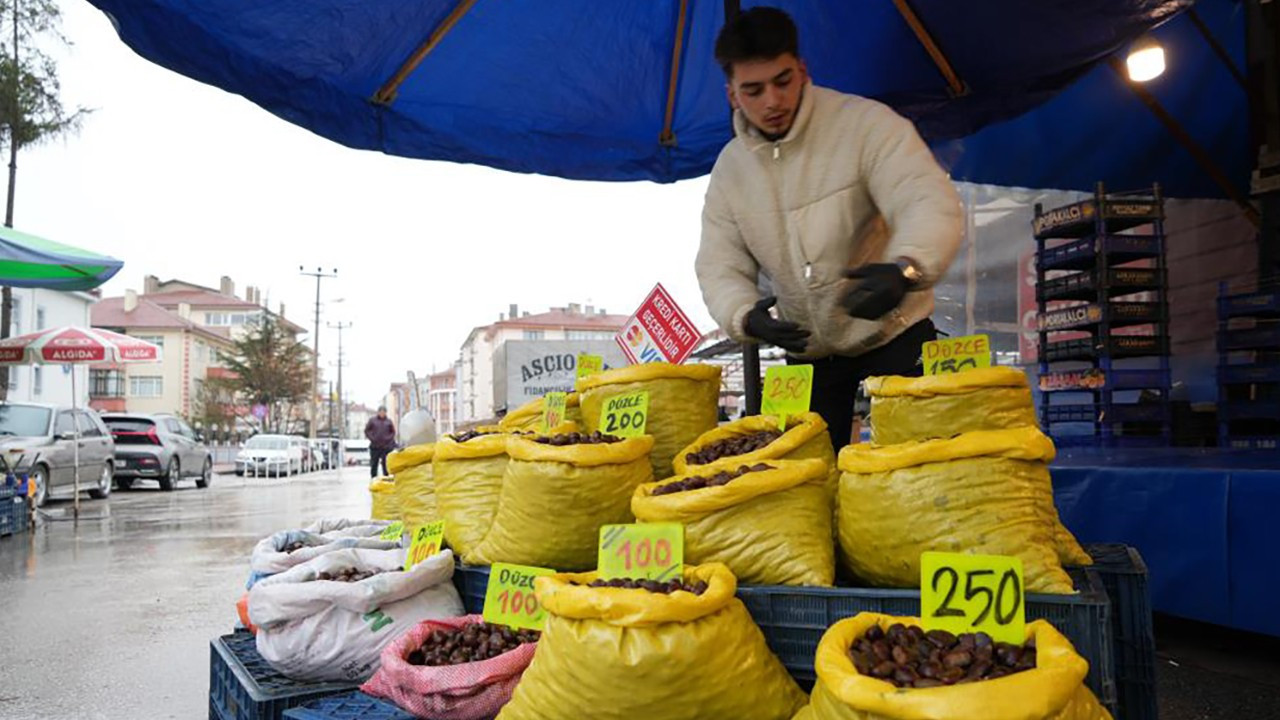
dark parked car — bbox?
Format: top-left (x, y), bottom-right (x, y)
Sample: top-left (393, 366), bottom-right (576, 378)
top-left (102, 413), bottom-right (212, 491)
top-left (0, 402), bottom-right (115, 508)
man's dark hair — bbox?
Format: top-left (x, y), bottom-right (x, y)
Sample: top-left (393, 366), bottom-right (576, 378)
top-left (714, 6), bottom-right (800, 78)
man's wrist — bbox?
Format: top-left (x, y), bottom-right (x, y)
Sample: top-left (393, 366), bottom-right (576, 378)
top-left (894, 256), bottom-right (923, 287)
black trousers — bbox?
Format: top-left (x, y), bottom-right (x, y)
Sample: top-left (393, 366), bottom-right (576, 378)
top-left (370, 447), bottom-right (391, 478)
top-left (787, 320), bottom-right (937, 449)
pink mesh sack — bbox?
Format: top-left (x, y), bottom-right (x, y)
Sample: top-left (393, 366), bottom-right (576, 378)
top-left (361, 614), bottom-right (536, 720)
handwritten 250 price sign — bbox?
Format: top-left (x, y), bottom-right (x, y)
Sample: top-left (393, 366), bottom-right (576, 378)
top-left (920, 551), bottom-right (1025, 644)
top-left (761, 364), bottom-right (813, 431)
top-left (482, 563), bottom-right (556, 631)
top-left (598, 522), bottom-right (683, 581)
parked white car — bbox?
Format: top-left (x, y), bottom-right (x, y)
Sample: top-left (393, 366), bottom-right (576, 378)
top-left (235, 434), bottom-right (304, 477)
top-left (343, 439), bottom-right (370, 466)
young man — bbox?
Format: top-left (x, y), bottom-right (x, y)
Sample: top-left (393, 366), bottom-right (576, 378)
top-left (696, 7), bottom-right (963, 449)
top-left (364, 406), bottom-right (396, 478)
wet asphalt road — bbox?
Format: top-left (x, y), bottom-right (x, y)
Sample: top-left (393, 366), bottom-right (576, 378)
top-left (1, 468), bottom-right (1278, 719)
top-left (0, 468), bottom-right (373, 720)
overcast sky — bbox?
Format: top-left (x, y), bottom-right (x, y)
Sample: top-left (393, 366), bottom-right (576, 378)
top-left (18, 2), bottom-right (717, 406)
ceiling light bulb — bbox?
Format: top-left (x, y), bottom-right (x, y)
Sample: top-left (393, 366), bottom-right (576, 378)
top-left (1127, 36), bottom-right (1165, 82)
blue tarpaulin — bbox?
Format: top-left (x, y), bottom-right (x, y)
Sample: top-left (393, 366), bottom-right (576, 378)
top-left (89, 0), bottom-right (1247, 198)
top-left (1052, 448), bottom-right (1280, 638)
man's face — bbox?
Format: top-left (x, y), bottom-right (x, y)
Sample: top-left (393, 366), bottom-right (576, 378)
top-left (378, 410), bottom-right (387, 419)
top-left (726, 54), bottom-right (808, 138)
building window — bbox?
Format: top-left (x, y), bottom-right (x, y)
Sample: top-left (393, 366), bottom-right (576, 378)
top-left (209, 346), bottom-right (221, 364)
top-left (129, 376), bottom-right (164, 398)
top-left (32, 367), bottom-right (41, 395)
top-left (523, 330), bottom-right (545, 340)
top-left (135, 335), bottom-right (165, 348)
top-left (7, 368), bottom-right (16, 391)
top-left (90, 370), bottom-right (124, 398)
top-left (195, 341), bottom-right (207, 362)
top-left (10, 296), bottom-right (20, 336)
top-left (35, 306), bottom-right (46, 331)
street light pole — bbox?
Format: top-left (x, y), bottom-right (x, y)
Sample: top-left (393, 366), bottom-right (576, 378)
top-left (299, 266), bottom-right (337, 439)
top-left (328, 320), bottom-right (352, 440)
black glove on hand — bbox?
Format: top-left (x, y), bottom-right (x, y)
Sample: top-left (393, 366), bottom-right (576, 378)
top-left (743, 296), bottom-right (810, 354)
top-left (841, 263), bottom-right (910, 320)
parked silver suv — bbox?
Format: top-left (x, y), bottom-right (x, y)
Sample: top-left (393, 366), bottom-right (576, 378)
top-left (0, 402), bottom-right (116, 508)
top-left (103, 413), bottom-right (212, 491)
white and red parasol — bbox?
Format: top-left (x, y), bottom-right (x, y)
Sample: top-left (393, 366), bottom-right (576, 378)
top-left (0, 327), bottom-right (161, 518)
top-left (0, 326), bottom-right (161, 365)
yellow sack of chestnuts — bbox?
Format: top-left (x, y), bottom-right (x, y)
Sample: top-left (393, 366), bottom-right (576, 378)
top-left (388, 443), bottom-right (437, 532)
top-left (471, 432), bottom-right (655, 571)
top-left (864, 368), bottom-right (1038, 446)
top-left (673, 412), bottom-right (837, 495)
top-left (496, 563), bottom-right (805, 720)
top-left (432, 429), bottom-right (512, 561)
top-left (368, 477), bottom-right (399, 522)
top-left (632, 458), bottom-right (834, 586)
top-left (793, 613), bottom-right (1111, 720)
top-left (577, 362), bottom-right (721, 480)
top-left (498, 392), bottom-right (584, 432)
top-left (837, 427), bottom-right (1080, 594)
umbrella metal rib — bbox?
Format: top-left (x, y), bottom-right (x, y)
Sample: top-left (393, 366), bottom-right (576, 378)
top-left (659, 0), bottom-right (691, 147)
top-left (373, 0), bottom-right (480, 106)
top-left (890, 0), bottom-right (968, 98)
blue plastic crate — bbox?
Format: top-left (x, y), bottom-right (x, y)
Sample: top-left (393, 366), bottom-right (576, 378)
top-left (1221, 436), bottom-right (1280, 451)
top-left (0, 495), bottom-right (27, 538)
top-left (282, 692), bottom-right (415, 720)
top-left (736, 570), bottom-right (1116, 712)
top-left (453, 562), bottom-right (491, 615)
top-left (1077, 544), bottom-right (1157, 720)
top-left (209, 632), bottom-right (359, 720)
top-left (1218, 362), bottom-right (1280, 384)
top-left (1220, 324), bottom-right (1280, 351)
top-left (1218, 289), bottom-right (1280, 319)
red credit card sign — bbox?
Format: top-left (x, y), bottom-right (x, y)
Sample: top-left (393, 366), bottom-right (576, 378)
top-left (616, 284), bottom-right (702, 365)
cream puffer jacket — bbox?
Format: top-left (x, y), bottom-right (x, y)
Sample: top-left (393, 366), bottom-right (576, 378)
top-left (696, 83), bottom-right (963, 359)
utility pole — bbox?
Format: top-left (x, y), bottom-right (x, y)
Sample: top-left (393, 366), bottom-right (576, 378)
top-left (299, 266), bottom-right (337, 438)
top-left (328, 320), bottom-right (352, 440)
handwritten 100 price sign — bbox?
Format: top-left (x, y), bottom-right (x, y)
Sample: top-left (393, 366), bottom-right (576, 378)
top-left (482, 563), bottom-right (556, 631)
top-left (598, 522), bottom-right (683, 581)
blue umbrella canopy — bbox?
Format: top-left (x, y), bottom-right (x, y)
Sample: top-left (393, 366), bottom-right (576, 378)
top-left (89, 0), bottom-right (1223, 191)
top-left (0, 225), bottom-right (124, 291)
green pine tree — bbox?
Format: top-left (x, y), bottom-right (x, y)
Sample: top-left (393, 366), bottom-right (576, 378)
top-left (0, 0), bottom-right (89, 399)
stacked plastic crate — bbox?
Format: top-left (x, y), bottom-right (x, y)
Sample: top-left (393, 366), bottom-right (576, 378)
top-left (1217, 281), bottom-right (1280, 449)
top-left (1033, 183), bottom-right (1172, 447)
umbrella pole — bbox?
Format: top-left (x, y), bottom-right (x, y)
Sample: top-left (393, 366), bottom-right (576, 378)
top-left (72, 366), bottom-right (79, 520)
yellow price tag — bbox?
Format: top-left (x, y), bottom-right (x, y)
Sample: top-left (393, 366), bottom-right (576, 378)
top-left (482, 562), bottom-right (556, 631)
top-left (576, 353), bottom-right (603, 379)
top-left (920, 551), bottom-right (1025, 644)
top-left (599, 390), bottom-right (648, 438)
top-left (540, 391), bottom-right (567, 433)
top-left (598, 522), bottom-right (683, 581)
top-left (922, 334), bottom-right (993, 375)
top-left (404, 520), bottom-right (446, 571)
top-left (761, 364), bottom-right (813, 431)
top-left (379, 521), bottom-right (405, 541)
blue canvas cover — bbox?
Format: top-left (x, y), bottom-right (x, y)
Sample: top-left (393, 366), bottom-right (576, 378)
top-left (89, 0), bottom-right (1246, 197)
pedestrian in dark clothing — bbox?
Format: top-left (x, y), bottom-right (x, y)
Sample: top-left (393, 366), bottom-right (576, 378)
top-left (365, 407), bottom-right (396, 478)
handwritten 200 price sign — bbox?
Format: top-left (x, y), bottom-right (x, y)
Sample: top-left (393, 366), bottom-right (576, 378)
top-left (599, 390), bottom-right (649, 438)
